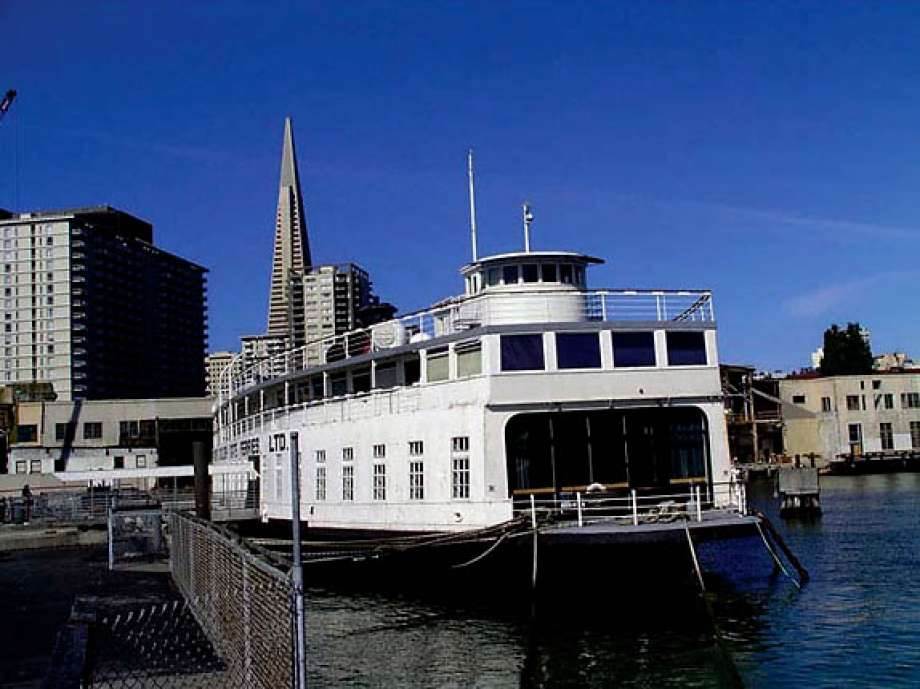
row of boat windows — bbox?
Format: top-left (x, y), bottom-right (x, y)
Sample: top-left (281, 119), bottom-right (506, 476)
top-left (466, 262), bottom-right (587, 294)
top-left (312, 459), bottom-right (470, 501)
top-left (224, 331), bottom-right (709, 422)
top-left (274, 437), bottom-right (472, 502)
top-left (501, 330), bottom-right (708, 372)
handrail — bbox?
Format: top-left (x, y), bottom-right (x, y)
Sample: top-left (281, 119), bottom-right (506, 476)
top-left (510, 481), bottom-right (744, 528)
top-left (217, 287), bottom-right (715, 401)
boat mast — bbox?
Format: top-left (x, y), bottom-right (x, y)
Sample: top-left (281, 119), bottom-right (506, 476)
top-left (468, 149), bottom-right (479, 261)
top-left (522, 201), bottom-right (534, 252)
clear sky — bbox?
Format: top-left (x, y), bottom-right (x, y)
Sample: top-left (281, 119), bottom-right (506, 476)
top-left (2, 1), bottom-right (919, 371)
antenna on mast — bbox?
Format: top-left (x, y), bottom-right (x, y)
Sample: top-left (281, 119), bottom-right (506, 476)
top-left (522, 202), bottom-right (534, 252)
top-left (467, 149), bottom-right (478, 261)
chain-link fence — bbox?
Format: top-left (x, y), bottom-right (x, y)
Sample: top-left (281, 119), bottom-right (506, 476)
top-left (108, 508), bottom-right (166, 568)
top-left (168, 512), bottom-right (295, 689)
top-left (76, 512), bottom-right (296, 688)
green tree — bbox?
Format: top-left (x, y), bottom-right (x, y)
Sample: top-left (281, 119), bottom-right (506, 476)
top-left (819, 322), bottom-right (873, 375)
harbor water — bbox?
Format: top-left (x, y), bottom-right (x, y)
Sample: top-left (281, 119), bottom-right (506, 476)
top-left (301, 473), bottom-right (920, 688)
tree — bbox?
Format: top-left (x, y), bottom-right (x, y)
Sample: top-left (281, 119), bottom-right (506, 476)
top-left (819, 322), bottom-right (873, 375)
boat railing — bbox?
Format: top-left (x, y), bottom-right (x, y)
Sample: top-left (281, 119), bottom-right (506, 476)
top-left (217, 287), bottom-right (715, 400)
top-left (513, 481), bottom-right (747, 528)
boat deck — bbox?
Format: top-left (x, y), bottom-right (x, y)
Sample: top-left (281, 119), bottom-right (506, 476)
top-left (537, 511), bottom-right (760, 545)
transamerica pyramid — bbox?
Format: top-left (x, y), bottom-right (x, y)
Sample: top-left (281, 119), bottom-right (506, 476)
top-left (266, 117), bottom-right (312, 338)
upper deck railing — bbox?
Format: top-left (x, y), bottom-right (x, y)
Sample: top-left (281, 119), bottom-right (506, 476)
top-left (217, 288), bottom-right (714, 401)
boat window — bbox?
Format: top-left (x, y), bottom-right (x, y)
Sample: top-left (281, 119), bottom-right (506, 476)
top-left (505, 408), bottom-right (708, 497)
top-left (560, 264), bottom-right (573, 284)
top-left (501, 334), bottom-right (545, 371)
top-left (541, 263), bottom-right (557, 283)
top-left (574, 266), bottom-right (585, 286)
top-left (330, 373), bottom-right (347, 397)
top-left (666, 331), bottom-right (707, 366)
top-left (556, 332), bottom-right (602, 369)
top-left (471, 273), bottom-right (482, 293)
top-left (426, 347), bottom-right (450, 382)
top-left (310, 375), bottom-right (324, 400)
top-left (404, 354), bottom-right (422, 385)
top-left (522, 264), bottom-right (539, 283)
top-left (502, 265), bottom-right (519, 285)
top-left (612, 332), bottom-right (656, 367)
top-left (374, 361), bottom-right (398, 389)
top-left (486, 269), bottom-right (500, 287)
top-left (352, 367), bottom-right (371, 393)
top-left (455, 339), bottom-right (482, 377)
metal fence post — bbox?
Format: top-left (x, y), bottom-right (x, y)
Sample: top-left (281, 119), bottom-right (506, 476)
top-left (107, 508), bottom-right (114, 570)
top-left (290, 431), bottom-right (307, 689)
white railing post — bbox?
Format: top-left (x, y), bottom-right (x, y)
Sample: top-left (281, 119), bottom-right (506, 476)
top-left (576, 492), bottom-right (583, 527)
top-left (631, 489), bottom-right (638, 525)
top-left (600, 293), bottom-right (607, 321)
top-left (529, 494), bottom-right (537, 529)
top-left (695, 485), bottom-right (703, 522)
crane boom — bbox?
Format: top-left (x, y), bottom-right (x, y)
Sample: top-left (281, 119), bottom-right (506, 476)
top-left (0, 90), bottom-right (16, 122)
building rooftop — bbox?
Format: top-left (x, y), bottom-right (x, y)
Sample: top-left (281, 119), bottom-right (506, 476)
top-left (0, 205), bottom-right (154, 243)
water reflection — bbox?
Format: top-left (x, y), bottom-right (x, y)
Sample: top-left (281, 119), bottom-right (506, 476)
top-left (298, 474), bottom-right (920, 688)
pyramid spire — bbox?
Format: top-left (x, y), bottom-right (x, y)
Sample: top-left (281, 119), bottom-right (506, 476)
top-left (266, 117), bottom-right (312, 337)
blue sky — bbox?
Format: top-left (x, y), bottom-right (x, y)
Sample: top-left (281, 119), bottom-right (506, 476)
top-left (2, 1), bottom-right (919, 371)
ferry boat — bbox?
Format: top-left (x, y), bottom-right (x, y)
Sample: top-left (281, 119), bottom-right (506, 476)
top-left (213, 219), bottom-right (755, 552)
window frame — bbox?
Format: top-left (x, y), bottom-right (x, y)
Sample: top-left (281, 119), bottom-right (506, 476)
top-left (409, 460), bottom-right (425, 500)
top-left (879, 422), bottom-right (894, 451)
top-left (665, 331), bottom-right (708, 366)
top-left (342, 464), bottom-right (355, 501)
top-left (500, 333), bottom-right (545, 372)
top-left (83, 421), bottom-right (103, 440)
top-left (611, 331), bottom-right (656, 368)
top-left (373, 463), bottom-right (386, 501)
top-left (555, 332), bottom-right (602, 370)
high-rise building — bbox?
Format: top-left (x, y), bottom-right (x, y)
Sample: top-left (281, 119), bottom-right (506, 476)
top-left (205, 350), bottom-right (235, 397)
top-left (238, 119), bottom-right (395, 370)
top-left (267, 117), bottom-right (312, 340)
top-left (0, 206), bottom-right (207, 401)
top-left (289, 263), bottom-right (393, 348)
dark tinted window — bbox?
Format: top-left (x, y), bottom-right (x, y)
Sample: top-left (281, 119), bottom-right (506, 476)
top-left (666, 331), bottom-right (707, 366)
top-left (502, 265), bottom-right (519, 284)
top-left (612, 332), bottom-right (656, 367)
top-left (541, 264), bottom-right (557, 282)
top-left (522, 264), bottom-right (539, 283)
top-left (560, 264), bottom-right (573, 284)
top-left (501, 334), bottom-right (545, 371)
top-left (404, 355), bottom-right (421, 385)
top-left (17, 424), bottom-right (37, 442)
top-left (556, 332), bottom-right (602, 369)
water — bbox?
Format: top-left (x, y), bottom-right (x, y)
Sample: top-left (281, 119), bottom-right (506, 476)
top-left (302, 474), bottom-right (920, 688)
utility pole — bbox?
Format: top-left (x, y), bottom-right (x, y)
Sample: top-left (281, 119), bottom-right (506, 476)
top-left (289, 431), bottom-right (307, 689)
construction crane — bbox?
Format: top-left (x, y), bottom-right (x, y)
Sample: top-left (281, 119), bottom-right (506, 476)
top-left (0, 90), bottom-right (16, 123)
